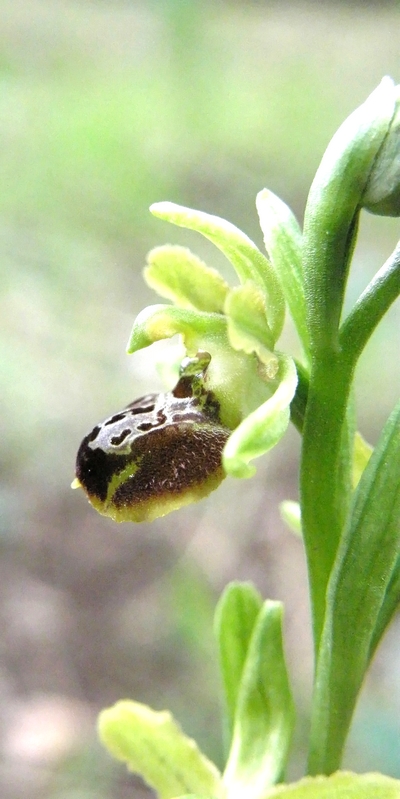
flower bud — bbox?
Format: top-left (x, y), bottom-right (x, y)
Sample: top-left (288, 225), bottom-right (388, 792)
top-left (362, 85), bottom-right (400, 216)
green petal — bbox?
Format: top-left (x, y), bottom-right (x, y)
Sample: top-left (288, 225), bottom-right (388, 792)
top-left (145, 245), bottom-right (229, 312)
top-left (224, 282), bottom-right (276, 356)
top-left (223, 354), bottom-right (298, 478)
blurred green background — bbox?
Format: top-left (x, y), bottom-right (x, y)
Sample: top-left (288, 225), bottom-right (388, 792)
top-left (1, 1), bottom-right (400, 797)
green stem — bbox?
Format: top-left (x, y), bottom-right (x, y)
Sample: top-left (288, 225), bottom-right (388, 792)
top-left (301, 353), bottom-right (356, 774)
top-left (300, 352), bottom-right (354, 653)
top-left (292, 246), bottom-right (400, 772)
top-left (340, 240), bottom-right (400, 363)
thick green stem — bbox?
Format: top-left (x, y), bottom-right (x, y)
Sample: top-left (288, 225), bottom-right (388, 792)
top-left (291, 243), bottom-right (400, 775)
top-left (300, 352), bottom-right (354, 654)
top-left (301, 352), bottom-right (355, 774)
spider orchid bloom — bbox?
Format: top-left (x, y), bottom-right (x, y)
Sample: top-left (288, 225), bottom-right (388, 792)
top-left (74, 201), bottom-right (298, 522)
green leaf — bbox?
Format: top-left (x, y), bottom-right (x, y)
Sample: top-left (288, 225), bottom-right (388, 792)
top-left (308, 401), bottom-right (400, 775)
top-left (369, 551), bottom-right (400, 658)
top-left (223, 599), bottom-right (295, 798)
top-left (256, 189), bottom-right (310, 361)
top-left (223, 353), bottom-right (297, 478)
top-left (150, 201), bottom-right (285, 345)
top-left (144, 245), bottom-right (229, 312)
top-left (98, 700), bottom-right (223, 799)
top-left (303, 77), bottom-right (396, 354)
top-left (214, 582), bottom-right (263, 744)
top-left (266, 771), bottom-right (400, 799)
top-left (352, 431), bottom-right (373, 488)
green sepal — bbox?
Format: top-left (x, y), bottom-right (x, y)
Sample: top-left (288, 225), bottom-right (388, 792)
top-left (266, 772), bottom-right (400, 799)
top-left (98, 700), bottom-right (223, 799)
top-left (223, 353), bottom-right (298, 478)
top-left (222, 598), bottom-right (295, 796)
top-left (303, 77), bottom-right (396, 354)
top-left (127, 304), bottom-right (227, 356)
top-left (256, 189), bottom-right (310, 361)
top-left (144, 245), bottom-right (229, 312)
top-left (308, 401), bottom-right (400, 775)
top-left (214, 582), bottom-right (263, 746)
top-left (224, 282), bottom-right (276, 357)
top-left (150, 201), bottom-right (285, 345)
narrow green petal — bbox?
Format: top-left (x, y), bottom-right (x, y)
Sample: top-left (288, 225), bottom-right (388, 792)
top-left (223, 354), bottom-right (298, 478)
top-left (225, 282), bottom-right (276, 355)
top-left (145, 245), bottom-right (229, 312)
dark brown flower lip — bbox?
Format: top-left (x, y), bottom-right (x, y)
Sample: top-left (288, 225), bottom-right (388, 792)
top-left (75, 407), bottom-right (230, 517)
top-left (74, 352), bottom-right (232, 521)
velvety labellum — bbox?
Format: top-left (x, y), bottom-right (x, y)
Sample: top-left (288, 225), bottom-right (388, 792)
top-left (74, 353), bottom-right (230, 523)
